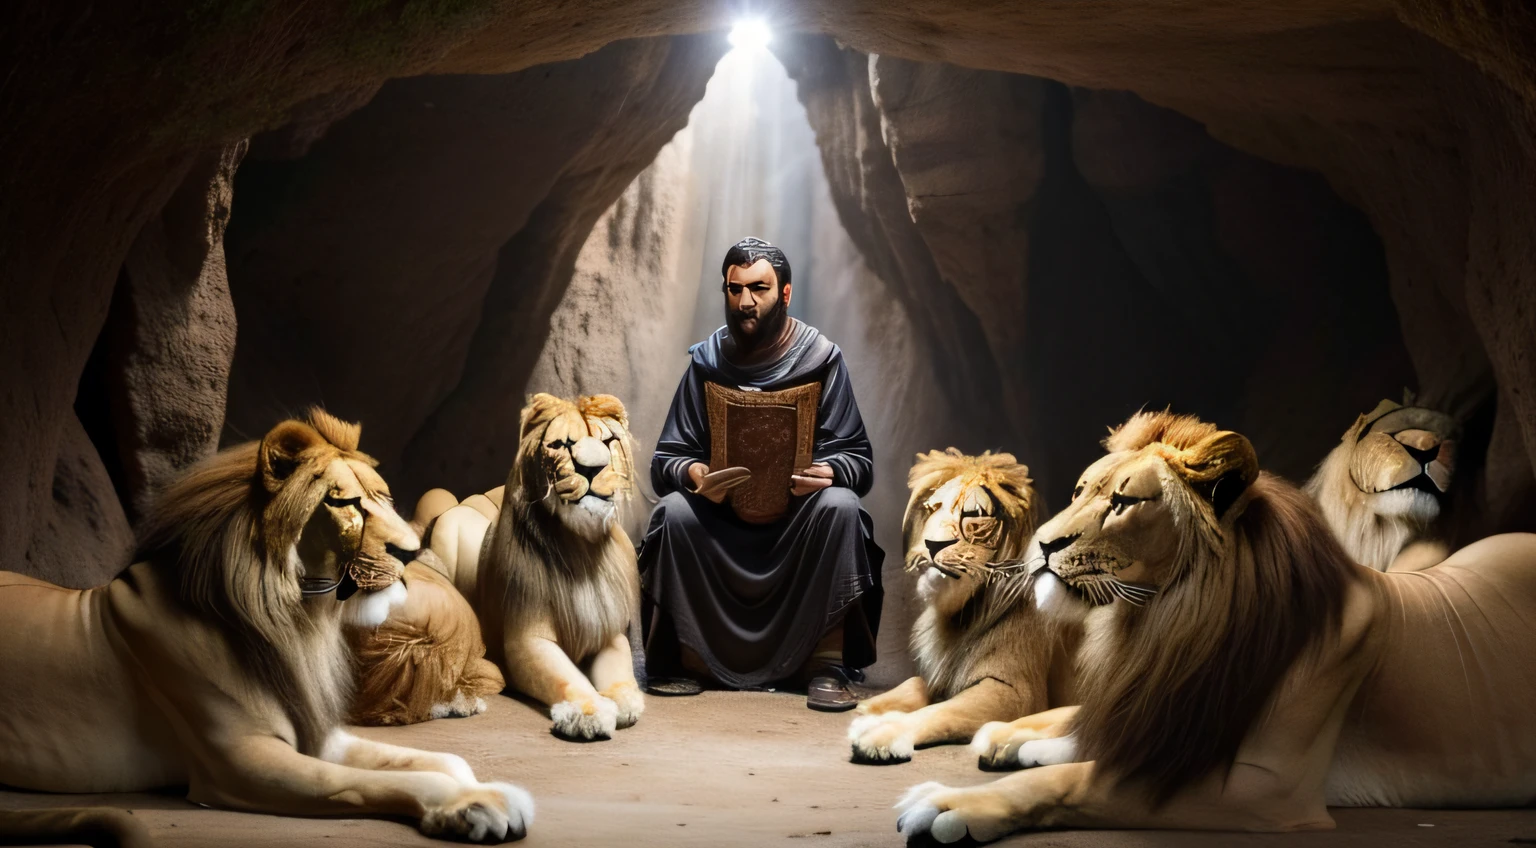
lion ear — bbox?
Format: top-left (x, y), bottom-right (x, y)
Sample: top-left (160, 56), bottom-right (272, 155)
top-left (1174, 430), bottom-right (1259, 520)
top-left (580, 394), bottom-right (629, 430)
top-left (520, 393), bottom-right (564, 442)
top-left (258, 420), bottom-right (325, 493)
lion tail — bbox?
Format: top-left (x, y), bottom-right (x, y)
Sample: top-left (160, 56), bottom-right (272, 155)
top-left (0, 807), bottom-right (153, 847)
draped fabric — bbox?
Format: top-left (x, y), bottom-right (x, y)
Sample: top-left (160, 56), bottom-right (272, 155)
top-left (640, 321), bottom-right (884, 687)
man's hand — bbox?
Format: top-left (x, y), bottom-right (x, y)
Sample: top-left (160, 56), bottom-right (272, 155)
top-left (790, 462), bottom-right (835, 496)
top-left (688, 462), bottom-right (752, 504)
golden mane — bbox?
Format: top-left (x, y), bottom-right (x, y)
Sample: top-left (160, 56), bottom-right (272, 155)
top-left (904, 448), bottom-right (1040, 563)
top-left (1073, 416), bottom-right (1354, 803)
top-left (905, 449), bottom-right (1049, 697)
top-left (134, 408), bottom-right (368, 755)
top-left (481, 393), bottom-right (640, 662)
top-left (1104, 410), bottom-right (1219, 454)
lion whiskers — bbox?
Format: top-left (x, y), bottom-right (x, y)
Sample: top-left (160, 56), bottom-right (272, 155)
top-left (1065, 575), bottom-right (1157, 608)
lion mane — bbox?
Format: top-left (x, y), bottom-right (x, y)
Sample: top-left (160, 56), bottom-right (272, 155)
top-left (904, 449), bottom-right (1049, 699)
top-left (479, 393), bottom-right (639, 664)
top-left (1075, 411), bottom-right (1352, 802)
top-left (133, 408), bottom-right (372, 755)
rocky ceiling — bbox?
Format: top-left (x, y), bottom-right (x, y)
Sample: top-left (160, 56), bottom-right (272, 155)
top-left (4, 0), bottom-right (1534, 586)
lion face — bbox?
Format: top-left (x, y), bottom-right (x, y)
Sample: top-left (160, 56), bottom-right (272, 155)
top-left (259, 414), bottom-right (420, 602)
top-left (904, 449), bottom-right (1042, 618)
top-left (1028, 415), bottom-right (1257, 608)
top-left (518, 392), bottom-right (634, 542)
top-left (1343, 399), bottom-right (1458, 522)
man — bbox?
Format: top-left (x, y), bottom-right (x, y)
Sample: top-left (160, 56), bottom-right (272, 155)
top-left (639, 237), bottom-right (884, 711)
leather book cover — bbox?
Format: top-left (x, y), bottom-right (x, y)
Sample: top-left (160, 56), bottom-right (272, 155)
top-left (704, 381), bottom-right (822, 524)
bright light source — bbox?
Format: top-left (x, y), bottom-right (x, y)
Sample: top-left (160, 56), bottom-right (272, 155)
top-left (728, 18), bottom-right (772, 52)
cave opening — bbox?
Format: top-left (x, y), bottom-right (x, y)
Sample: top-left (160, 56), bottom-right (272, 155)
top-left (59, 25), bottom-right (1440, 684)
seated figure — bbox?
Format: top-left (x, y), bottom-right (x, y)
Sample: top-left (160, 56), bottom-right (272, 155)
top-left (639, 237), bottom-right (885, 711)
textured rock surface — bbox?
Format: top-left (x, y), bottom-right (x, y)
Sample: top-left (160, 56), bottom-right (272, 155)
top-left (397, 37), bottom-right (726, 500)
top-left (867, 57), bottom-right (1045, 443)
top-left (105, 142), bottom-right (246, 518)
top-left (521, 131), bottom-right (702, 534)
top-left (775, 40), bottom-right (1413, 501)
top-left (21, 414), bottom-right (136, 589)
top-left (223, 36), bottom-right (726, 493)
top-left (772, 38), bottom-right (1011, 452)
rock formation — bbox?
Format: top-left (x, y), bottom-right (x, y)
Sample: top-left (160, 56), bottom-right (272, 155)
top-left (4, 0), bottom-right (1534, 588)
top-left (223, 35), bottom-right (727, 501)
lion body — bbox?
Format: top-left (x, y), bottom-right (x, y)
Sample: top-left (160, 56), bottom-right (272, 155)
top-left (345, 558), bottom-right (505, 726)
top-left (0, 565), bottom-right (193, 792)
top-left (850, 450), bottom-right (1074, 764)
top-left (425, 393), bottom-right (644, 741)
top-left (898, 412), bottom-right (1536, 843)
top-left (0, 412), bottom-right (533, 842)
top-left (1329, 535), bottom-right (1536, 806)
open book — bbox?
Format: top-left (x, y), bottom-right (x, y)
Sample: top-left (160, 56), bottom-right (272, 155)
top-left (704, 381), bottom-right (822, 524)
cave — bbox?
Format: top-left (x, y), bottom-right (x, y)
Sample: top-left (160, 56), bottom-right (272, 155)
top-left (4, 2), bottom-right (1536, 845)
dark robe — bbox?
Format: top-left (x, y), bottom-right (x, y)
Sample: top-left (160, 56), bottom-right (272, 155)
top-left (638, 320), bottom-right (885, 688)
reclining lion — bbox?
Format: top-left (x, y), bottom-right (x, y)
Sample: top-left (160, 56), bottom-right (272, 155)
top-left (344, 550), bottom-right (506, 726)
top-left (847, 449), bottom-right (1075, 764)
top-left (898, 411), bottom-right (1536, 843)
top-left (1305, 397), bottom-right (1459, 572)
top-left (420, 393), bottom-right (644, 741)
top-left (0, 411), bottom-right (532, 844)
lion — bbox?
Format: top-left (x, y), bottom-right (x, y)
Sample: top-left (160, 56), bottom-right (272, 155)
top-left (0, 410), bottom-right (532, 844)
top-left (846, 449), bottom-right (1076, 764)
top-left (423, 393), bottom-right (643, 741)
top-left (344, 550), bottom-right (506, 726)
top-left (898, 411), bottom-right (1536, 844)
top-left (1305, 397), bottom-right (1459, 572)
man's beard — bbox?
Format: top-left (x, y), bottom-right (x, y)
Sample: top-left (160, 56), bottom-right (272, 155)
top-left (727, 294), bottom-right (788, 352)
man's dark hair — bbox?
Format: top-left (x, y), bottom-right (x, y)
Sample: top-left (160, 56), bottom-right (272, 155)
top-left (720, 236), bottom-right (791, 290)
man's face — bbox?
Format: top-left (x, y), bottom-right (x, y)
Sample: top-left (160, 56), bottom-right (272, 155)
top-left (725, 258), bottom-right (790, 344)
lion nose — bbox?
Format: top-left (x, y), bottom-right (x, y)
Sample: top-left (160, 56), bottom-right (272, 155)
top-left (1394, 429), bottom-right (1439, 452)
top-left (926, 538), bottom-right (958, 559)
top-left (385, 543), bottom-right (418, 564)
top-left (1401, 443), bottom-right (1439, 465)
top-left (1038, 533), bottom-right (1080, 567)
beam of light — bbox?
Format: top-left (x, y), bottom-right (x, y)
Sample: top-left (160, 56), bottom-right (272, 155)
top-left (727, 18), bottom-right (772, 53)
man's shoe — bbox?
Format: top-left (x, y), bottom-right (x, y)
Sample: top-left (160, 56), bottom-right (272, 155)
top-left (806, 668), bottom-right (858, 712)
top-left (644, 676), bottom-right (704, 696)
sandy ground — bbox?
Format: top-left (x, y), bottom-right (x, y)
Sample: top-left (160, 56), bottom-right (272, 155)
top-left (3, 689), bottom-right (1535, 847)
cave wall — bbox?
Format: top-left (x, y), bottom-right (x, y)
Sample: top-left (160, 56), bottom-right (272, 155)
top-left (522, 129), bottom-right (703, 534)
top-left (5, 1), bottom-right (1536, 584)
top-left (772, 37), bottom-right (1416, 506)
top-left (222, 35), bottom-right (727, 504)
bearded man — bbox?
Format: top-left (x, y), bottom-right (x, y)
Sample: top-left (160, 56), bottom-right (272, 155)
top-left (639, 237), bottom-right (884, 711)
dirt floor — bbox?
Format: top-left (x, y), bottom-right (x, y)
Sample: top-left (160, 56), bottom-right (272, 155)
top-left (3, 689), bottom-right (1535, 847)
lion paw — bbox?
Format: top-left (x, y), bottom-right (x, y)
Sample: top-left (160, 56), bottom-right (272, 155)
top-left (848, 713), bottom-right (914, 764)
top-left (896, 781), bottom-right (1010, 845)
top-left (601, 681), bottom-right (645, 729)
top-left (430, 690), bottom-right (489, 720)
top-left (1017, 734), bottom-right (1077, 769)
top-left (420, 781), bottom-right (534, 843)
top-left (970, 721), bottom-right (1048, 772)
top-left (550, 696), bottom-right (618, 741)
